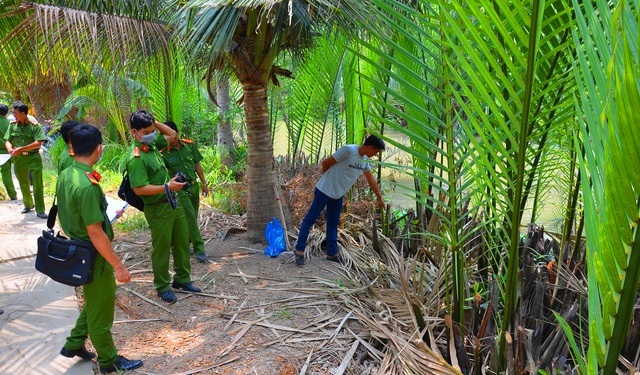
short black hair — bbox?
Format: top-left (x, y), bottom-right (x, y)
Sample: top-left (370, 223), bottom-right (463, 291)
top-left (130, 110), bottom-right (155, 130)
top-left (0, 104), bottom-right (8, 116)
top-left (60, 120), bottom-right (82, 144)
top-left (12, 101), bottom-right (28, 114)
top-left (363, 135), bottom-right (385, 151)
top-left (70, 124), bottom-right (102, 157)
top-left (164, 120), bottom-right (178, 133)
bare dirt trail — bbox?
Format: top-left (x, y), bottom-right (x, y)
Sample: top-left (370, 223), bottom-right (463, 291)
top-left (106, 208), bottom-right (356, 375)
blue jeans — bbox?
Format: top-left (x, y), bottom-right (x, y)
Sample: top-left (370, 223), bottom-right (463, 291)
top-left (296, 188), bottom-right (343, 256)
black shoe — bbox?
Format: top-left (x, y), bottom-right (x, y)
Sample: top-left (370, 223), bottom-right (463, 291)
top-left (99, 355), bottom-right (143, 373)
top-left (36, 212), bottom-right (48, 219)
top-left (195, 252), bottom-right (208, 263)
top-left (9, 196), bottom-right (16, 201)
top-left (0, 309), bottom-right (3, 315)
top-left (294, 252), bottom-right (305, 267)
top-left (20, 207), bottom-right (32, 214)
top-left (60, 346), bottom-right (96, 360)
top-left (171, 281), bottom-right (202, 293)
top-left (157, 289), bottom-right (177, 303)
top-left (326, 254), bottom-right (345, 265)
top-left (190, 248), bottom-right (195, 255)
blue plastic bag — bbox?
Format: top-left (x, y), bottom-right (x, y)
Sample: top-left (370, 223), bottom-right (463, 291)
top-left (264, 217), bottom-right (286, 257)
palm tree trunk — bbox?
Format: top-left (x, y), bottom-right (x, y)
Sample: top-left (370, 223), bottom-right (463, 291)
top-left (216, 75), bottom-right (237, 170)
top-left (243, 82), bottom-right (277, 241)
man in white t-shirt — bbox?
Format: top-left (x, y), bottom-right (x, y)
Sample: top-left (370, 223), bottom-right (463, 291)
top-left (294, 135), bottom-right (386, 267)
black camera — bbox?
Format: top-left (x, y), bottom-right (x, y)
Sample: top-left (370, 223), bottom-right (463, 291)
top-left (175, 171), bottom-right (191, 191)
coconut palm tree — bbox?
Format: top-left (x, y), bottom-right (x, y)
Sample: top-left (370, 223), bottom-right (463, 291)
top-left (170, 0), bottom-right (378, 239)
top-left (0, 0), bottom-right (377, 239)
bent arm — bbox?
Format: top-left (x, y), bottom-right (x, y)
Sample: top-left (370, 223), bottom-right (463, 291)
top-left (132, 175), bottom-right (186, 195)
top-left (155, 121), bottom-right (177, 145)
top-left (320, 156), bottom-right (338, 174)
top-left (17, 140), bottom-right (43, 152)
top-left (195, 162), bottom-right (209, 195)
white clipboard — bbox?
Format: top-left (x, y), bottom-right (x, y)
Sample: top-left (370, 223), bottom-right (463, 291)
top-left (106, 196), bottom-right (128, 224)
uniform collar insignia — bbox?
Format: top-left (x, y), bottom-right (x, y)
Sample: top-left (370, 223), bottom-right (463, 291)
top-left (141, 144), bottom-right (149, 153)
top-left (85, 171), bottom-right (100, 185)
top-left (92, 170), bottom-right (101, 181)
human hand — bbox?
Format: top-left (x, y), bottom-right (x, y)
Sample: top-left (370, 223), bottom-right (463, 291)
top-left (114, 265), bottom-right (131, 283)
top-left (167, 175), bottom-right (187, 192)
top-left (115, 209), bottom-right (125, 219)
top-left (202, 185), bottom-right (209, 197)
top-left (377, 198), bottom-right (385, 210)
top-left (10, 147), bottom-right (21, 156)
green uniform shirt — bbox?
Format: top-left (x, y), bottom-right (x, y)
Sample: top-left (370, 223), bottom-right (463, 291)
top-left (56, 160), bottom-right (113, 242)
top-left (155, 135), bottom-right (203, 182)
top-left (5, 119), bottom-right (45, 148)
top-left (126, 139), bottom-right (171, 205)
top-left (58, 145), bottom-right (74, 173)
top-left (0, 117), bottom-right (10, 154)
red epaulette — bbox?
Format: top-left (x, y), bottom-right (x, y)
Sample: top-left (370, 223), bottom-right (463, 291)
top-left (134, 147), bottom-right (141, 157)
top-left (181, 138), bottom-right (193, 144)
top-left (85, 171), bottom-right (99, 185)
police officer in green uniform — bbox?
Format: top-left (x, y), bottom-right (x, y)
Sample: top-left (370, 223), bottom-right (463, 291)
top-left (57, 124), bottom-right (143, 373)
top-left (155, 121), bottom-right (209, 263)
top-left (57, 120), bottom-right (81, 174)
top-left (0, 104), bottom-right (17, 200)
top-left (126, 110), bottom-right (201, 303)
top-left (4, 101), bottom-right (47, 218)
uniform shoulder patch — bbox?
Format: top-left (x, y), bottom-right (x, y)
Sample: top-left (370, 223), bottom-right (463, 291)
top-left (134, 147), bottom-right (141, 157)
top-left (85, 171), bottom-right (99, 185)
top-left (181, 138), bottom-right (194, 144)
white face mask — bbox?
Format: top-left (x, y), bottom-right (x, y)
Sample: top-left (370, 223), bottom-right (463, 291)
top-left (139, 131), bottom-right (156, 145)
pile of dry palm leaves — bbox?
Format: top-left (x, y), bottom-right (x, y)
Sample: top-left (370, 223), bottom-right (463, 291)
top-left (229, 215), bottom-right (460, 374)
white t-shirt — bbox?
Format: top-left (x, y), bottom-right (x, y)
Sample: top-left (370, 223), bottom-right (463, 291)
top-left (316, 145), bottom-right (371, 199)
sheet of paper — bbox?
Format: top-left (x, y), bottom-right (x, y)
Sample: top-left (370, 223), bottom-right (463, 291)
top-left (106, 196), bottom-right (128, 224)
top-left (0, 154), bottom-right (10, 166)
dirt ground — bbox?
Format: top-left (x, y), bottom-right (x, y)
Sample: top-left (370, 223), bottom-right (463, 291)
top-left (95, 207), bottom-right (361, 375)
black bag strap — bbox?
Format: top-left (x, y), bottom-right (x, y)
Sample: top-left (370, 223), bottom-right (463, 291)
top-left (46, 195), bottom-right (57, 231)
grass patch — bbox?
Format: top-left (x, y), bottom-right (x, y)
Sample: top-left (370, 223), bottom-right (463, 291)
top-left (113, 210), bottom-right (148, 234)
top-left (274, 308), bottom-right (293, 320)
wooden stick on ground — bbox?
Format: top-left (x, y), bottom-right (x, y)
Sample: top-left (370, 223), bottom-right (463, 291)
top-left (299, 347), bottom-right (314, 375)
top-left (223, 298), bottom-right (248, 331)
top-left (174, 290), bottom-right (239, 300)
top-left (113, 318), bottom-right (170, 324)
top-left (122, 286), bottom-right (174, 315)
top-left (334, 340), bottom-right (360, 375)
top-left (169, 355), bottom-right (241, 375)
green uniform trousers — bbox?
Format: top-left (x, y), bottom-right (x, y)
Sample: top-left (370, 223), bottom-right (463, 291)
top-left (13, 153), bottom-right (44, 212)
top-left (144, 201), bottom-right (192, 291)
top-left (181, 183), bottom-right (205, 254)
top-left (64, 255), bottom-right (119, 368)
top-left (0, 156), bottom-right (16, 199)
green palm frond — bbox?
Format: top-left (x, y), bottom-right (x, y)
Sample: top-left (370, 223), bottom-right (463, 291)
top-left (572, 0), bottom-right (640, 372)
top-left (283, 35), bottom-right (348, 161)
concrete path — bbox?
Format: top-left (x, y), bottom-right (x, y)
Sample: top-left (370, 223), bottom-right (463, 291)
top-left (0, 175), bottom-right (94, 374)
